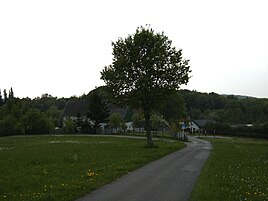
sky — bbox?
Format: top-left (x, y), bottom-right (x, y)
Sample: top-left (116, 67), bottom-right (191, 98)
top-left (0, 0), bottom-right (267, 99)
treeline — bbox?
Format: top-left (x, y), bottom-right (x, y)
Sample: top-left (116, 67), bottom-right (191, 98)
top-left (180, 90), bottom-right (268, 138)
top-left (0, 88), bottom-right (68, 136)
top-left (0, 87), bottom-right (187, 136)
top-left (181, 90), bottom-right (268, 124)
top-left (0, 88), bottom-right (14, 105)
top-left (1, 87), bottom-right (268, 138)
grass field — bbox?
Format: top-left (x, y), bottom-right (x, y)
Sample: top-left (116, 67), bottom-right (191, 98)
top-left (0, 135), bottom-right (184, 201)
top-left (190, 138), bottom-right (268, 201)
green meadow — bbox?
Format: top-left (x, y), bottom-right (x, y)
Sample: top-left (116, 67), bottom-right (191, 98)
top-left (0, 135), bottom-right (184, 201)
top-left (191, 138), bottom-right (268, 201)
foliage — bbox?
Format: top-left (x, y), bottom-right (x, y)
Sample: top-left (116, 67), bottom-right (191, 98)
top-left (22, 109), bottom-right (53, 134)
top-left (159, 92), bottom-right (186, 123)
top-left (1, 85), bottom-right (268, 137)
top-left (190, 138), bottom-right (268, 201)
top-left (0, 136), bottom-right (185, 201)
top-left (150, 113), bottom-right (169, 132)
top-left (62, 118), bottom-right (76, 134)
top-left (8, 87), bottom-right (14, 99)
top-left (181, 90), bottom-right (268, 125)
top-left (108, 112), bottom-right (124, 129)
top-left (132, 113), bottom-right (144, 131)
top-left (0, 115), bottom-right (24, 136)
top-left (101, 26), bottom-right (191, 145)
top-left (3, 89), bottom-right (8, 103)
top-left (86, 88), bottom-right (110, 133)
top-left (120, 122), bottom-right (127, 132)
top-left (124, 108), bottom-right (134, 122)
top-left (0, 88), bottom-right (67, 136)
top-left (169, 122), bottom-right (181, 138)
top-left (0, 90), bottom-right (3, 106)
top-left (30, 94), bottom-right (67, 112)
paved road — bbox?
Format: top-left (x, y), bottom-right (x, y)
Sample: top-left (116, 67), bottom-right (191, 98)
top-left (76, 136), bottom-right (211, 201)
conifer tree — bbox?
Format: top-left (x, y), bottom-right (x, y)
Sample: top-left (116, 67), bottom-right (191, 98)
top-left (9, 87), bottom-right (14, 99)
top-left (3, 89), bottom-right (8, 103)
top-left (0, 89), bottom-right (3, 106)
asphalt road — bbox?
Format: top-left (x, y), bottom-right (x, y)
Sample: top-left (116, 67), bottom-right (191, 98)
top-left (76, 136), bottom-right (211, 201)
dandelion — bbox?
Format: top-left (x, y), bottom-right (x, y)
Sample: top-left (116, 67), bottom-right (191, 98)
top-left (87, 169), bottom-right (95, 177)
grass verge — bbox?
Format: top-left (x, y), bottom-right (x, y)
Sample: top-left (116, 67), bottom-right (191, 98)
top-left (0, 135), bottom-right (184, 201)
top-left (190, 138), bottom-right (268, 201)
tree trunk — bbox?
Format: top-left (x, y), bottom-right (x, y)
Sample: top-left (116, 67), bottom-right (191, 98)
top-left (144, 109), bottom-right (153, 146)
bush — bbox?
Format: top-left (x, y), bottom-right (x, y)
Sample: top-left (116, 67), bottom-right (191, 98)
top-left (0, 115), bottom-right (24, 136)
top-left (61, 118), bottom-right (75, 134)
top-left (22, 109), bottom-right (53, 134)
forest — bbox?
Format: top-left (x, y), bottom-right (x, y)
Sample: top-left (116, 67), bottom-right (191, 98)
top-left (180, 90), bottom-right (268, 125)
top-left (0, 88), bottom-right (268, 138)
top-left (0, 88), bottom-right (68, 136)
top-left (180, 90), bottom-right (268, 138)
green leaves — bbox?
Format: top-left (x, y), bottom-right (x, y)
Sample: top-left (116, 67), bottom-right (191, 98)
top-left (101, 25), bottom-right (191, 109)
top-left (101, 25), bottom-right (191, 144)
top-left (86, 88), bottom-right (110, 132)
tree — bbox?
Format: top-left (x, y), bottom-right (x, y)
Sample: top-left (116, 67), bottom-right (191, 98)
top-left (150, 113), bottom-right (169, 135)
top-left (8, 87), bottom-right (14, 100)
top-left (22, 109), bottom-right (53, 134)
top-left (0, 115), bottom-right (24, 136)
top-left (62, 118), bottom-right (75, 134)
top-left (132, 113), bottom-right (144, 132)
top-left (109, 112), bottom-right (124, 132)
top-left (159, 92), bottom-right (186, 123)
top-left (74, 113), bottom-right (83, 133)
top-left (101, 26), bottom-right (191, 145)
top-left (3, 89), bottom-right (7, 103)
top-left (0, 89), bottom-right (3, 106)
top-left (86, 88), bottom-right (110, 134)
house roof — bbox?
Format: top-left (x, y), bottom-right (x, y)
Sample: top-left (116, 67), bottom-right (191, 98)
top-left (106, 104), bottom-right (135, 122)
top-left (61, 100), bottom-right (133, 121)
top-left (61, 100), bottom-right (88, 117)
top-left (192, 119), bottom-right (215, 128)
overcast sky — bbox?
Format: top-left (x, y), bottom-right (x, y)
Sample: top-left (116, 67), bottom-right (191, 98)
top-left (1, 0), bottom-right (267, 98)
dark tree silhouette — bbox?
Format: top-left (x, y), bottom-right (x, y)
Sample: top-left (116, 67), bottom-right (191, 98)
top-left (86, 89), bottom-right (110, 134)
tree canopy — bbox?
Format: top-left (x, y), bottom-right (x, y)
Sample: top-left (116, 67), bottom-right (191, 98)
top-left (108, 112), bottom-right (124, 130)
top-left (101, 26), bottom-right (191, 145)
top-left (86, 88), bottom-right (110, 133)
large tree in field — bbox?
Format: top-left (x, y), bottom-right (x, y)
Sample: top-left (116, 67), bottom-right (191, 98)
top-left (101, 26), bottom-right (191, 145)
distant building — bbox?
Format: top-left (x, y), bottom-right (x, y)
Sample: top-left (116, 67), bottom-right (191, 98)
top-left (61, 100), bottom-right (88, 127)
top-left (60, 100), bottom-right (135, 133)
top-left (190, 119), bottom-right (215, 133)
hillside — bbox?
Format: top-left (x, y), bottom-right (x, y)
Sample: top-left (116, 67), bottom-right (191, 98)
top-left (180, 89), bottom-right (268, 125)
